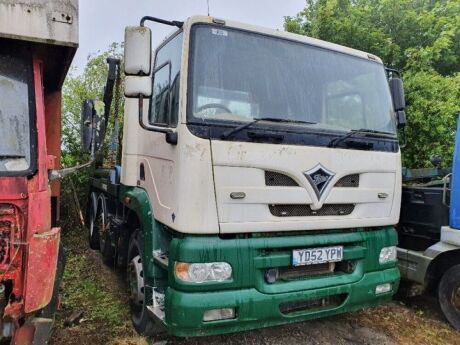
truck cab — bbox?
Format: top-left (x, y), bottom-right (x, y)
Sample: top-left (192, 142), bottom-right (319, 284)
top-left (88, 15), bottom-right (404, 336)
top-left (0, 1), bottom-right (78, 342)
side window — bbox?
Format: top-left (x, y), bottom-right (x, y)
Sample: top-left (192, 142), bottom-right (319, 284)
top-left (150, 63), bottom-right (170, 125)
top-left (149, 32), bottom-right (183, 127)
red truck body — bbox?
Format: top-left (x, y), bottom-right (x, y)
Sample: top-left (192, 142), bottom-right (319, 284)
top-left (0, 1), bottom-right (78, 342)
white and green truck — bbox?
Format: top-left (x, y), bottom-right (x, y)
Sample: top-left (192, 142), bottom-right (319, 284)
top-left (84, 15), bottom-right (406, 336)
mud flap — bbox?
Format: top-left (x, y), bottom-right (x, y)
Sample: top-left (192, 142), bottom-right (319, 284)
top-left (24, 228), bottom-right (61, 313)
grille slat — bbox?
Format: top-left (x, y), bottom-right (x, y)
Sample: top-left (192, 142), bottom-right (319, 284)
top-left (265, 171), bottom-right (299, 186)
top-left (335, 174), bottom-right (360, 187)
top-left (269, 204), bottom-right (354, 217)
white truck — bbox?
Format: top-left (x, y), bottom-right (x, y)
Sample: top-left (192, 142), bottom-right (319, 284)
top-left (85, 15), bottom-right (406, 336)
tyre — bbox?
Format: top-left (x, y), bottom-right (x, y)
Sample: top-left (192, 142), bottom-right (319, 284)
top-left (88, 192), bottom-right (100, 250)
top-left (96, 195), bottom-right (115, 266)
top-left (439, 264), bottom-right (460, 330)
top-left (127, 230), bottom-right (160, 336)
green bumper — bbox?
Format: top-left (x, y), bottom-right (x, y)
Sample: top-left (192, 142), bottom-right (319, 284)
top-left (158, 227), bottom-right (399, 336)
top-left (166, 267), bottom-right (399, 337)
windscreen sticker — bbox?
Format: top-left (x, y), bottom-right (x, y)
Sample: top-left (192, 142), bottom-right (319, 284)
top-left (211, 28), bottom-right (228, 37)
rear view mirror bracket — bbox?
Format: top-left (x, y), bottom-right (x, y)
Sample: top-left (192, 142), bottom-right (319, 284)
top-left (137, 96), bottom-right (178, 145)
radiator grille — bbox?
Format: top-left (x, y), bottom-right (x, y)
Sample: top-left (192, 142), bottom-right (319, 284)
top-left (265, 171), bottom-right (299, 186)
top-left (269, 204), bottom-right (354, 217)
top-left (278, 262), bottom-right (335, 280)
top-left (335, 174), bottom-right (359, 187)
top-left (0, 204), bottom-right (16, 265)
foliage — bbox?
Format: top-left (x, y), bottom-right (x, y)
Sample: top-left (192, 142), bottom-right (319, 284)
top-left (285, 0), bottom-right (460, 167)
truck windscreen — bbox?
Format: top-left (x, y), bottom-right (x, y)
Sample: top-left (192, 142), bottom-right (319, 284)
top-left (188, 24), bottom-right (396, 135)
top-left (0, 53), bottom-right (34, 174)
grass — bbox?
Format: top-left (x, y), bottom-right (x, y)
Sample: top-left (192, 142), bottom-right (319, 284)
top-left (50, 226), bottom-right (141, 344)
top-left (60, 254), bottom-right (126, 329)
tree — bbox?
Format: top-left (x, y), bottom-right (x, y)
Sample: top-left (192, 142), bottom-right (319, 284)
top-left (285, 0), bottom-right (460, 167)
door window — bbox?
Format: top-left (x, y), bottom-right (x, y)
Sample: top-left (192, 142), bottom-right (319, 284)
top-left (149, 32), bottom-right (183, 127)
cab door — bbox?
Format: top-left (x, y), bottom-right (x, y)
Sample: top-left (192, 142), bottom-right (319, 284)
top-left (136, 32), bottom-right (183, 228)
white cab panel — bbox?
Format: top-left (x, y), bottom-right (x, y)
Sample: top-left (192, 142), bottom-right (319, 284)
top-left (212, 141), bottom-right (401, 233)
top-left (121, 98), bottom-right (219, 233)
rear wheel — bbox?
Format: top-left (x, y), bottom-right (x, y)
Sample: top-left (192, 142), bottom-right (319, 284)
top-left (127, 230), bottom-right (160, 336)
top-left (88, 192), bottom-right (100, 250)
top-left (96, 196), bottom-right (115, 266)
top-left (439, 264), bottom-right (460, 330)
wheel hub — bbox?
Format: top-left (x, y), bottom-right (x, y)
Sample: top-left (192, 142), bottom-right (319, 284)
top-left (128, 255), bottom-right (144, 306)
top-left (452, 285), bottom-right (460, 311)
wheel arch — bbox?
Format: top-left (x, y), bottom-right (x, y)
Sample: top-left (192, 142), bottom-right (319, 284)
top-left (426, 248), bottom-right (460, 292)
top-left (120, 186), bottom-right (163, 285)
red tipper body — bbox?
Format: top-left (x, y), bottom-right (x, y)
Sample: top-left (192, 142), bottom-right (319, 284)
top-left (0, 0), bottom-right (78, 340)
top-left (0, 58), bottom-right (63, 319)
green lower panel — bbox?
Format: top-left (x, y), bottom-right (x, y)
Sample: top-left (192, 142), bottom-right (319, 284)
top-left (165, 268), bottom-right (399, 337)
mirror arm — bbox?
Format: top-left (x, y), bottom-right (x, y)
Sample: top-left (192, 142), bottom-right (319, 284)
top-left (385, 67), bottom-right (401, 79)
top-left (138, 96), bottom-right (171, 134)
top-left (140, 16), bottom-right (183, 28)
top-left (138, 96), bottom-right (178, 145)
top-left (399, 127), bottom-right (407, 149)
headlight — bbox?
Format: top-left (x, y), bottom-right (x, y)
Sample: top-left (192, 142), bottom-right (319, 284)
top-left (375, 283), bottom-right (392, 295)
top-left (379, 246), bottom-right (397, 264)
top-left (175, 262), bottom-right (232, 283)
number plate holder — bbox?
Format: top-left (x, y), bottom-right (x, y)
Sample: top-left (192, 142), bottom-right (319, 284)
top-left (292, 246), bottom-right (343, 266)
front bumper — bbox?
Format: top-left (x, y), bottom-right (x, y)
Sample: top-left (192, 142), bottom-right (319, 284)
top-left (158, 227), bottom-right (400, 336)
top-left (165, 267), bottom-right (399, 336)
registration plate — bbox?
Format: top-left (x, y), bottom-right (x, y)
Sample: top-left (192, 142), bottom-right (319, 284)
top-left (292, 246), bottom-right (343, 266)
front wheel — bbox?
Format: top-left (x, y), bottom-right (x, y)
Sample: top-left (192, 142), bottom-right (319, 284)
top-left (127, 230), bottom-right (161, 336)
top-left (439, 264), bottom-right (460, 330)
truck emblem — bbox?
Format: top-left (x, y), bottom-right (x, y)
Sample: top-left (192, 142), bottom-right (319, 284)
top-left (303, 164), bottom-right (335, 199)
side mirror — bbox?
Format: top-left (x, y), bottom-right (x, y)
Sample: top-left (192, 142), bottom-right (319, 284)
top-left (81, 99), bottom-right (104, 154)
top-left (389, 77), bottom-right (406, 129)
top-left (81, 99), bottom-right (95, 153)
top-left (124, 76), bottom-right (152, 98)
top-left (124, 26), bottom-right (151, 76)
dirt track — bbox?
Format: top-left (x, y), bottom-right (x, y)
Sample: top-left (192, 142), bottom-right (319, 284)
top-left (50, 228), bottom-right (460, 345)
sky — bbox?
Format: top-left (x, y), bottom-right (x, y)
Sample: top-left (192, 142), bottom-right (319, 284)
top-left (73, 0), bottom-right (306, 74)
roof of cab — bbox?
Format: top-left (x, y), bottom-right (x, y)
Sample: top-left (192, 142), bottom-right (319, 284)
top-left (181, 15), bottom-right (383, 64)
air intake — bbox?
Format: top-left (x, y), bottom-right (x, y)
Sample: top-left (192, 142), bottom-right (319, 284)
top-left (335, 174), bottom-right (359, 187)
top-left (269, 204), bottom-right (354, 217)
top-left (265, 171), bottom-right (298, 186)
top-left (279, 294), bottom-right (347, 314)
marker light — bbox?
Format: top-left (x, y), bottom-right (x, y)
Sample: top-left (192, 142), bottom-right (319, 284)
top-left (175, 262), bottom-right (232, 283)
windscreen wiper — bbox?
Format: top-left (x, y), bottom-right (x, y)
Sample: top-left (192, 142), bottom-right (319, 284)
top-left (221, 117), bottom-right (316, 139)
top-left (0, 154), bottom-right (25, 159)
top-left (328, 128), bottom-right (396, 148)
